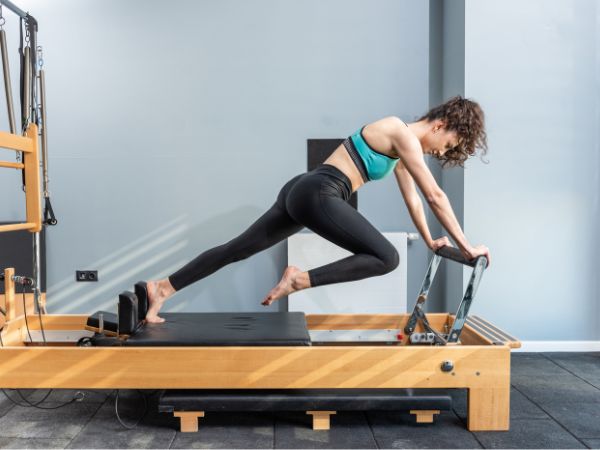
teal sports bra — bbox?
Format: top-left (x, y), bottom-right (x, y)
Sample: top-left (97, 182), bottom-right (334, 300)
top-left (345, 127), bottom-right (399, 181)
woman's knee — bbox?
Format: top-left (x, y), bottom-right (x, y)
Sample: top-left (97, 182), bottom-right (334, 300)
top-left (377, 246), bottom-right (400, 274)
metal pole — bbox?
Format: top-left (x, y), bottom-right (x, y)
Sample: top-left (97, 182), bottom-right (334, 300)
top-left (32, 231), bottom-right (42, 313)
top-left (21, 44), bottom-right (29, 124)
top-left (0, 29), bottom-right (16, 133)
top-left (39, 69), bottom-right (48, 194)
top-left (1, 0), bottom-right (28, 20)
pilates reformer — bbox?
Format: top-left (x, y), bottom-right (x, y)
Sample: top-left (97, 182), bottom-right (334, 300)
top-left (77, 246), bottom-right (517, 432)
top-left (0, 244), bottom-right (519, 432)
top-left (0, 0), bottom-right (520, 434)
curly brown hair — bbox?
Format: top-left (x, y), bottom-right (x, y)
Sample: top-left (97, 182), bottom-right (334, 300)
top-left (418, 96), bottom-right (488, 168)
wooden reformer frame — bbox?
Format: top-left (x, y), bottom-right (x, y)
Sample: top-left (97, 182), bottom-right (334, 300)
top-left (0, 269), bottom-right (519, 432)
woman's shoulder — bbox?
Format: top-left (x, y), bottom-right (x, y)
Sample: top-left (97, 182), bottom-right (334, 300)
top-left (367, 117), bottom-right (411, 142)
top-left (365, 116), bottom-right (415, 156)
top-left (367, 116), bottom-right (407, 130)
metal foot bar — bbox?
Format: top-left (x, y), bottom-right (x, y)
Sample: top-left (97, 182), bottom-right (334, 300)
top-left (404, 253), bottom-right (442, 336)
top-left (405, 246), bottom-right (488, 345)
top-left (447, 256), bottom-right (487, 343)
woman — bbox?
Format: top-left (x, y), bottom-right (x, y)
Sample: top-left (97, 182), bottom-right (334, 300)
top-left (145, 96), bottom-right (491, 323)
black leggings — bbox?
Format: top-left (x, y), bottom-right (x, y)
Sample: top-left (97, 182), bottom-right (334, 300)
top-left (168, 164), bottom-right (400, 291)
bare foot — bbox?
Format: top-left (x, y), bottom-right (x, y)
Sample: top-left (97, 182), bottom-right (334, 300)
top-left (261, 266), bottom-right (310, 306)
top-left (145, 279), bottom-right (175, 323)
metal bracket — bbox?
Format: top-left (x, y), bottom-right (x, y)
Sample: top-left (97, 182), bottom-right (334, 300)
top-left (405, 246), bottom-right (488, 345)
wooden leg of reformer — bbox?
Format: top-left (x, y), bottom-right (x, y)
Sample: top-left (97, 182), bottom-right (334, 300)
top-left (173, 411), bottom-right (204, 432)
top-left (468, 387), bottom-right (510, 431)
top-left (4, 268), bottom-right (15, 321)
top-left (306, 411), bottom-right (336, 430)
top-left (410, 410), bottom-right (440, 423)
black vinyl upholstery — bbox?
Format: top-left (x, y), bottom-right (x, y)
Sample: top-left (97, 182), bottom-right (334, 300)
top-left (158, 388), bottom-right (453, 412)
top-left (123, 312), bottom-right (311, 346)
top-left (134, 281), bottom-right (148, 322)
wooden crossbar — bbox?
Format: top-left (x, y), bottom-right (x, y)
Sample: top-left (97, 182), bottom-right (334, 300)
top-left (0, 222), bottom-right (37, 232)
top-left (0, 130), bottom-right (34, 153)
top-left (0, 161), bottom-right (25, 169)
top-left (24, 124), bottom-right (41, 232)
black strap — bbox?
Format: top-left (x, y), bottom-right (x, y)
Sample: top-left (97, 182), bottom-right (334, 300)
top-left (44, 197), bottom-right (57, 226)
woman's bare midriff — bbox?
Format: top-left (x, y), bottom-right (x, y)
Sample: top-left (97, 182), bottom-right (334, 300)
top-left (322, 119), bottom-right (404, 193)
top-left (322, 145), bottom-right (366, 194)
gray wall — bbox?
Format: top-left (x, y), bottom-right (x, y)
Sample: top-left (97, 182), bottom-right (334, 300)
top-left (439, 0), bottom-right (467, 313)
top-left (1, 0), bottom-right (433, 314)
top-left (461, 0), bottom-right (600, 340)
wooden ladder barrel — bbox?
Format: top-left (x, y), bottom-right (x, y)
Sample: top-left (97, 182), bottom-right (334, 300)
top-left (0, 123), bottom-right (41, 234)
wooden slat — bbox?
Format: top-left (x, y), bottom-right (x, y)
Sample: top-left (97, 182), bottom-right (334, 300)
top-left (174, 412), bottom-right (204, 432)
top-left (24, 124), bottom-right (41, 233)
top-left (0, 161), bottom-right (25, 169)
top-left (465, 319), bottom-right (505, 344)
top-left (0, 344), bottom-right (510, 389)
top-left (307, 314), bottom-right (403, 330)
top-left (0, 316), bottom-right (26, 347)
top-left (0, 222), bottom-right (37, 232)
top-left (306, 313), bottom-right (450, 331)
top-left (446, 315), bottom-right (512, 347)
top-left (0, 130), bottom-right (34, 152)
top-left (0, 344), bottom-right (512, 430)
top-left (21, 314), bottom-right (87, 331)
top-left (307, 411), bottom-right (335, 430)
top-left (410, 410), bottom-right (440, 423)
top-left (470, 316), bottom-right (521, 349)
top-left (460, 324), bottom-right (495, 346)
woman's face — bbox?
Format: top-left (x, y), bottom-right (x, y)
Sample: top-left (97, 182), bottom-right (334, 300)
top-left (423, 120), bottom-right (459, 158)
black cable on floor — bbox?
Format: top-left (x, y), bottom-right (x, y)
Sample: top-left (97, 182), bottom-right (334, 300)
top-left (114, 389), bottom-right (149, 430)
top-left (34, 289), bottom-right (47, 344)
top-left (1, 300), bottom-right (6, 347)
top-left (1, 388), bottom-right (52, 408)
top-left (0, 285), bottom-right (79, 410)
top-left (21, 290), bottom-right (33, 344)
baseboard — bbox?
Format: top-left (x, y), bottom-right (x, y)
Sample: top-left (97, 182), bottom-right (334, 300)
top-left (515, 341), bottom-right (600, 352)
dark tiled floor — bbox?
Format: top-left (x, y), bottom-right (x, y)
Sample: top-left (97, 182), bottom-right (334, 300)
top-left (0, 352), bottom-right (598, 449)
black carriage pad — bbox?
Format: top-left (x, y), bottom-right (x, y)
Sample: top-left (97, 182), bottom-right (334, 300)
top-left (134, 281), bottom-right (148, 322)
top-left (158, 388), bottom-right (453, 412)
top-left (124, 312), bottom-right (311, 346)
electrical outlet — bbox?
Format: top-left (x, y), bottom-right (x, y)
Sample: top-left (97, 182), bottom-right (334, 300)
top-left (76, 270), bottom-right (98, 282)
